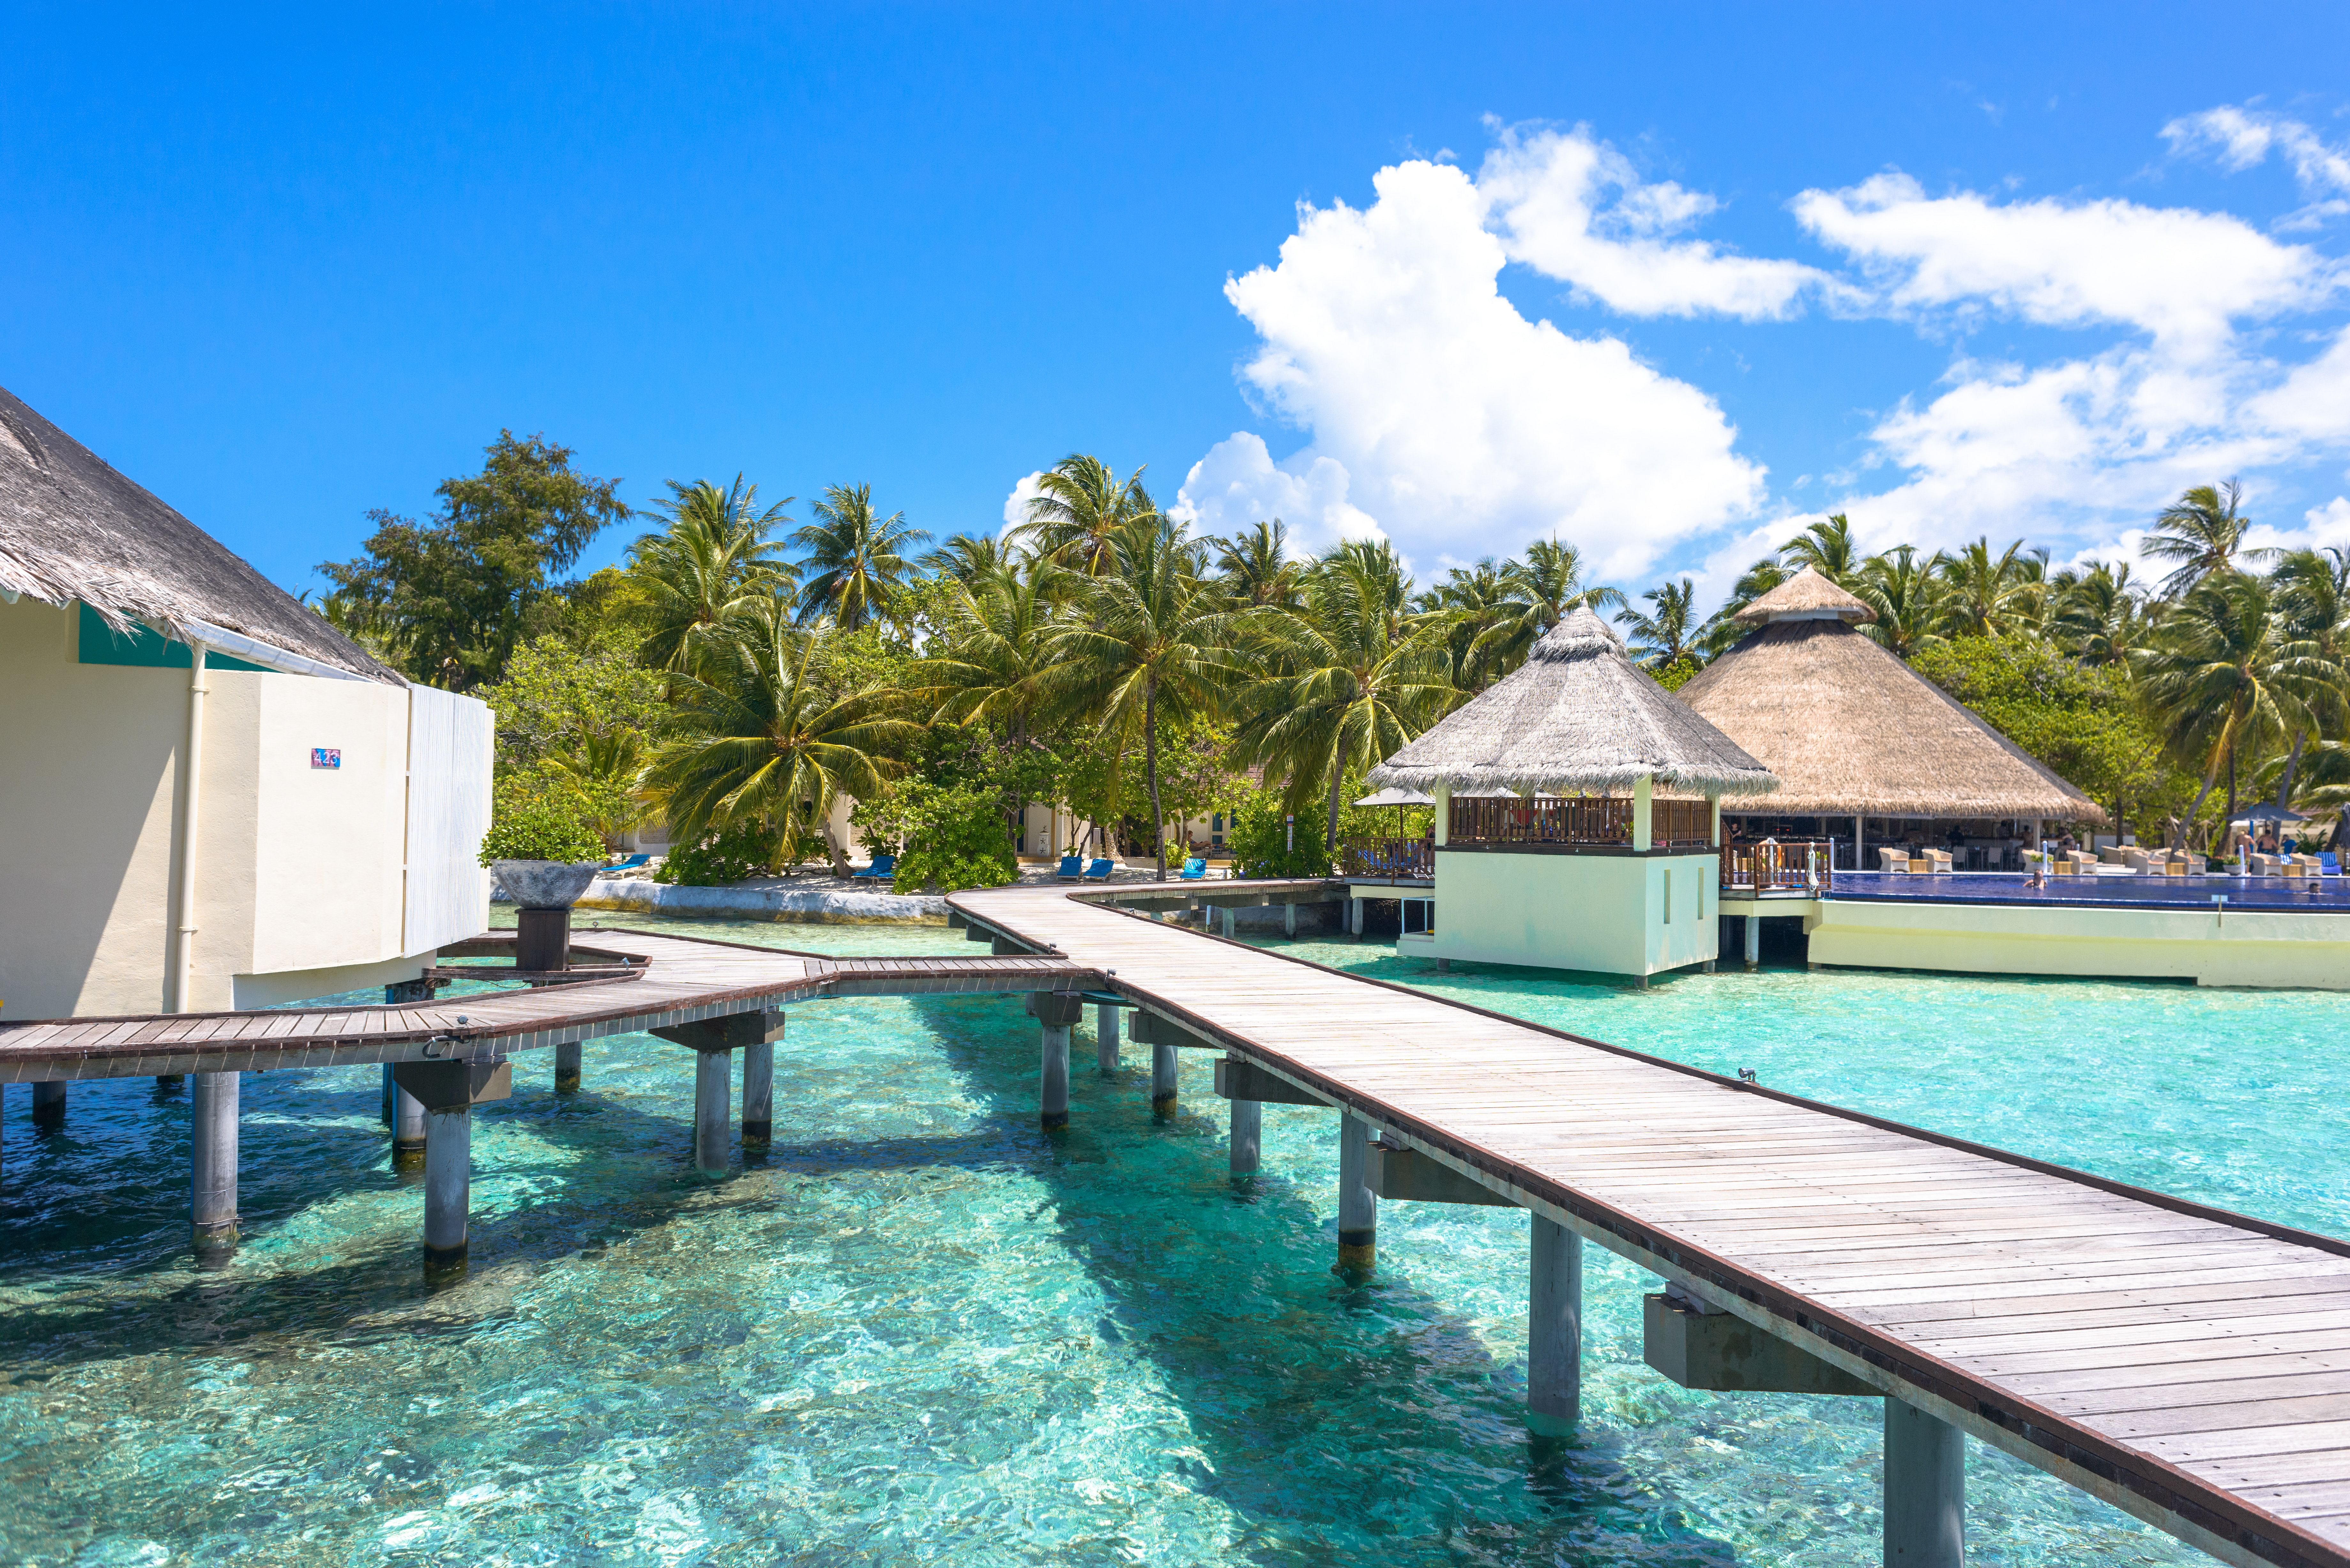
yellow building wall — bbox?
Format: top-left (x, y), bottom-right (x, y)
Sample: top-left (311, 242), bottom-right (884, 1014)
top-left (0, 598), bottom-right (489, 1020)
top-left (1429, 850), bottom-right (1718, 977)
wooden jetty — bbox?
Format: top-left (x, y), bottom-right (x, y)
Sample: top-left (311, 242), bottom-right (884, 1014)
top-left (4, 878), bottom-right (2347, 1567)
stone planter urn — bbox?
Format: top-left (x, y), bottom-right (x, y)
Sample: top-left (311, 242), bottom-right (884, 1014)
top-left (489, 860), bottom-right (605, 970)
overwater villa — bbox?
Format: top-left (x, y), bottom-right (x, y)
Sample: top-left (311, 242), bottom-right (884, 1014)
top-left (1365, 607), bottom-right (1778, 983)
top-left (1677, 568), bottom-right (2104, 869)
top-left (0, 386), bottom-right (494, 1022)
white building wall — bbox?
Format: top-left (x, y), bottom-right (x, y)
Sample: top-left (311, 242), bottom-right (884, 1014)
top-left (401, 683), bottom-right (493, 953)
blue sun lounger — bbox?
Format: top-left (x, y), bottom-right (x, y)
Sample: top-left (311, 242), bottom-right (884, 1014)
top-left (1056, 855), bottom-right (1084, 879)
top-left (1178, 857), bottom-right (1208, 880)
top-left (851, 854), bottom-right (896, 881)
top-left (1081, 858), bottom-right (1114, 881)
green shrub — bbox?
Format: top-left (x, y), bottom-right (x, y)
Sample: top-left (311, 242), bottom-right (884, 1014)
top-left (654, 820), bottom-right (778, 885)
top-left (870, 780), bottom-right (1018, 892)
top-left (1227, 789), bottom-right (1338, 878)
top-left (478, 797), bottom-right (605, 866)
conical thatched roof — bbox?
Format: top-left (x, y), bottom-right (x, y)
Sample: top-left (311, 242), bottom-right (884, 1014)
top-left (1736, 567), bottom-right (1875, 624)
top-left (0, 386), bottom-right (399, 683)
top-left (1676, 617), bottom-right (2106, 822)
top-left (1369, 607), bottom-right (1779, 797)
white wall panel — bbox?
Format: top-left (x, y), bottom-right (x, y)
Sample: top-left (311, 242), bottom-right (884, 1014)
top-left (403, 684), bottom-right (494, 953)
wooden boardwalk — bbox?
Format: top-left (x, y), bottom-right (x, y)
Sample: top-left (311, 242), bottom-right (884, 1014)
top-left (0, 928), bottom-right (1099, 1082)
top-left (954, 883), bottom-right (2350, 1568)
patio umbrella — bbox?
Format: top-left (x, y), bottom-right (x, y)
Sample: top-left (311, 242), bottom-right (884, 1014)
top-left (2230, 803), bottom-right (2308, 827)
top-left (1353, 785), bottom-right (1431, 838)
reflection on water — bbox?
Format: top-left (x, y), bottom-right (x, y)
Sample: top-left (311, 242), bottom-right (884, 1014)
top-left (3, 913), bottom-right (2283, 1564)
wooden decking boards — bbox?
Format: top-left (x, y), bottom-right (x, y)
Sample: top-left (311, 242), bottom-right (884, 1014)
top-left (949, 883), bottom-right (2350, 1568)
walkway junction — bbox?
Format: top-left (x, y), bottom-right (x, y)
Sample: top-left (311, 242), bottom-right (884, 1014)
top-left (6, 878), bottom-right (2350, 1567)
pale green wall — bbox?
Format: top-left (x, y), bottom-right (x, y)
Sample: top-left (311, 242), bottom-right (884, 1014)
top-left (1430, 849), bottom-right (1719, 977)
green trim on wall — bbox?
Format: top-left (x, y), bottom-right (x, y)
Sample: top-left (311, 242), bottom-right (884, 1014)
top-left (77, 603), bottom-right (273, 673)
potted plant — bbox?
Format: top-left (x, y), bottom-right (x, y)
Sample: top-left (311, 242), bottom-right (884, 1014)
top-left (479, 800), bottom-right (607, 969)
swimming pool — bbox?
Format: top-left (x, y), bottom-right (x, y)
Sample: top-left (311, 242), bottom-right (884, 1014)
top-left (4, 913), bottom-right (2334, 1565)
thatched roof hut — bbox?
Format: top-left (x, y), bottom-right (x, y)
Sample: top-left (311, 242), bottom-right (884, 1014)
top-left (1369, 607), bottom-right (1778, 797)
top-left (0, 386), bottom-right (399, 683)
top-left (1677, 569), bottom-right (2104, 823)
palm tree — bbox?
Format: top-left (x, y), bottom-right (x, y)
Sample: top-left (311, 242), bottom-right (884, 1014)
top-left (643, 607), bottom-right (921, 875)
top-left (546, 725), bottom-right (650, 846)
top-left (912, 554), bottom-right (1067, 745)
top-left (1428, 557), bottom-right (1516, 692)
top-left (1935, 538), bottom-right (2044, 639)
top-left (921, 531), bottom-right (1022, 585)
top-left (1618, 579), bottom-right (1699, 668)
top-left (791, 484), bottom-right (929, 631)
top-left (1212, 519), bottom-right (1302, 609)
top-left (627, 476), bottom-right (796, 670)
top-left (2134, 572), bottom-right (2313, 847)
top-left (1232, 546), bottom-right (1458, 856)
top-left (2263, 546), bottom-right (2350, 810)
top-left (1854, 545), bottom-right (1947, 660)
top-left (1780, 513), bottom-right (1865, 587)
top-left (2045, 562), bottom-right (2148, 667)
top-left (1016, 454), bottom-right (1157, 576)
top-left (1035, 522), bottom-right (1238, 877)
top-left (1480, 540), bottom-right (1624, 673)
top-left (2144, 480), bottom-right (2268, 599)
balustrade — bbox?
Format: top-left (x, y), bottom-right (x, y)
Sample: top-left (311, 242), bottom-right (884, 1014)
top-left (1444, 795), bottom-right (1715, 850)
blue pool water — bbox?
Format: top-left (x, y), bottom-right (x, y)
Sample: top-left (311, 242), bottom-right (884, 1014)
top-left (4, 914), bottom-right (2339, 1566)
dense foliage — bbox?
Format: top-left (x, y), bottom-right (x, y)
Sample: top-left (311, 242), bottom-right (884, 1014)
top-left (478, 797), bottom-right (606, 866)
top-left (324, 438), bottom-right (2350, 875)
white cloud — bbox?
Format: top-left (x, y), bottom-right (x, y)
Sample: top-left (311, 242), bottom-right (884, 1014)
top-left (1215, 158), bottom-right (1767, 577)
top-left (999, 470), bottom-right (1045, 537)
top-left (1478, 125), bottom-right (1828, 319)
top-left (2164, 103), bottom-right (2350, 223)
top-left (2244, 494), bottom-right (2350, 557)
top-left (1171, 432), bottom-right (1380, 554)
top-left (1792, 172), bottom-right (2333, 353)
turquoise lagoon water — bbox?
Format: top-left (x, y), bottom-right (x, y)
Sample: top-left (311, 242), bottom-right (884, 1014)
top-left (3, 915), bottom-right (2343, 1567)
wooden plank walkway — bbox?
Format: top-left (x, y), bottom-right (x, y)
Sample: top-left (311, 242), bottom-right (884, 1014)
top-left (954, 883), bottom-right (2350, 1568)
top-left (0, 928), bottom-right (1100, 1082)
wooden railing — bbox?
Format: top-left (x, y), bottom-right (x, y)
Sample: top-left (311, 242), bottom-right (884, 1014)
top-left (1445, 796), bottom-right (1715, 850)
top-left (1719, 840), bottom-right (1835, 893)
top-left (1342, 838), bottom-right (1435, 879)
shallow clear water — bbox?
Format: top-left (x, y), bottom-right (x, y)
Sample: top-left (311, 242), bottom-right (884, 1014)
top-left (3, 914), bottom-right (2336, 1566)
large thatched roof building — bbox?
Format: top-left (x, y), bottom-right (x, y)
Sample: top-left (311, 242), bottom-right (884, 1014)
top-left (0, 386), bottom-right (397, 682)
top-left (1371, 607), bottom-right (1778, 799)
top-left (1676, 569), bottom-right (2103, 834)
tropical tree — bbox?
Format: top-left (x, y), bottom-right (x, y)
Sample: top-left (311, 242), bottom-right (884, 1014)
top-left (1427, 557), bottom-right (1516, 692)
top-left (1855, 545), bottom-right (1947, 660)
top-left (921, 531), bottom-right (1022, 586)
top-left (1480, 540), bottom-right (1624, 673)
top-left (792, 483), bottom-right (929, 631)
top-left (1695, 555), bottom-right (1791, 657)
top-left (2133, 572), bottom-right (2313, 847)
top-left (912, 554), bottom-right (1068, 745)
top-left (1781, 513), bottom-right (1865, 588)
top-left (545, 725), bottom-right (651, 847)
top-left (2144, 479), bottom-right (2266, 599)
top-left (1035, 522), bottom-right (1238, 877)
top-left (643, 607), bottom-right (921, 875)
top-left (626, 476), bottom-right (795, 670)
top-left (2045, 561), bottom-right (2148, 667)
top-left (2263, 546), bottom-right (2350, 810)
top-left (1935, 537), bottom-right (2044, 639)
top-left (1016, 454), bottom-right (1157, 576)
top-left (1618, 579), bottom-right (1700, 668)
top-left (1212, 519), bottom-right (1303, 609)
top-left (1232, 544), bottom-right (1458, 855)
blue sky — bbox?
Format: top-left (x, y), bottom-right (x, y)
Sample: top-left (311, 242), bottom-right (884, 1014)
top-left (4, 4), bottom-right (2348, 609)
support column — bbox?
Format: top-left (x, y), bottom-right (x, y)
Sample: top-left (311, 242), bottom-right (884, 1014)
top-left (1151, 1036), bottom-right (1178, 1113)
top-left (422, 1104), bottom-right (472, 1280)
top-left (1633, 774), bottom-right (1653, 852)
top-left (1230, 1092), bottom-right (1261, 1176)
top-left (1095, 1002), bottom-right (1121, 1074)
top-left (1885, 1398), bottom-right (1965, 1566)
top-left (1528, 1214), bottom-right (1582, 1435)
top-left (1855, 813), bottom-right (1866, 873)
top-left (741, 1038), bottom-right (774, 1149)
top-left (1337, 1112), bottom-right (1376, 1269)
top-left (1744, 913), bottom-right (1761, 971)
top-left (693, 1048), bottom-right (732, 1175)
top-left (381, 1062), bottom-right (395, 1126)
top-left (31, 1081), bottom-right (65, 1128)
top-left (1040, 1022), bottom-right (1071, 1131)
top-left (393, 1084), bottom-right (428, 1170)
top-left (554, 1042), bottom-right (582, 1094)
top-left (1220, 906), bottom-right (1237, 939)
top-left (191, 1070), bottom-right (239, 1254)
top-left (1348, 897), bottom-right (1363, 937)
top-left (515, 906), bottom-right (570, 971)
top-left (1283, 902), bottom-right (1297, 938)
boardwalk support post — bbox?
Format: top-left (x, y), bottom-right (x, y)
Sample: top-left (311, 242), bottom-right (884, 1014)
top-left (1220, 906), bottom-right (1237, 939)
top-left (191, 1071), bottom-right (239, 1255)
top-left (1338, 1112), bottom-right (1376, 1269)
top-left (1095, 1002), bottom-right (1120, 1074)
top-left (653, 1011), bottom-right (787, 1174)
top-left (1151, 1034), bottom-right (1178, 1113)
top-left (1528, 1214), bottom-right (1581, 1434)
top-left (380, 1062), bottom-right (395, 1125)
top-left (741, 1029), bottom-right (776, 1150)
top-left (31, 1081), bottom-right (65, 1127)
top-left (1885, 1398), bottom-right (1964, 1567)
top-left (389, 1059), bottom-right (512, 1280)
top-left (1349, 897), bottom-right (1364, 937)
top-left (393, 1083), bottom-right (428, 1169)
top-left (1744, 914), bottom-right (1760, 971)
top-left (555, 1042), bottom-right (583, 1094)
top-left (1284, 902), bottom-right (1296, 938)
top-left (1028, 992), bottom-right (1083, 1130)
top-left (1224, 1056), bottom-right (1262, 1176)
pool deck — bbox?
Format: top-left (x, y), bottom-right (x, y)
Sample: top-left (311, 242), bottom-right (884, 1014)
top-left (951, 882), bottom-right (2350, 1568)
